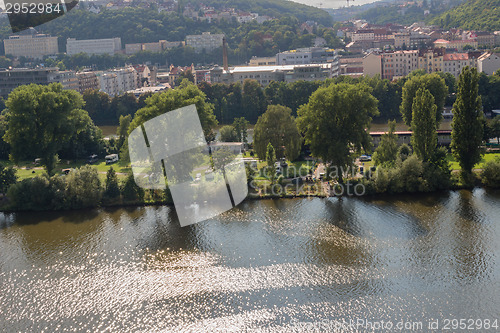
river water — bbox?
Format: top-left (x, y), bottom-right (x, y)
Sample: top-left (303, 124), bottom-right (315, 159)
top-left (1, 189), bottom-right (500, 332)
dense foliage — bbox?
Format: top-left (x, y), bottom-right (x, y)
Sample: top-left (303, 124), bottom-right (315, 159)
top-left (432, 0), bottom-right (500, 30)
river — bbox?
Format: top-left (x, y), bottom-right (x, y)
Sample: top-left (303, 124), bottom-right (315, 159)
top-left (1, 189), bottom-right (500, 331)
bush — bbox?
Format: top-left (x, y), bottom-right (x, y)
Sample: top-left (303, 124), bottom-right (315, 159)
top-left (65, 165), bottom-right (102, 209)
top-left (122, 174), bottom-right (145, 202)
top-left (104, 167), bottom-right (120, 199)
top-left (481, 158), bottom-right (500, 188)
top-left (6, 175), bottom-right (53, 211)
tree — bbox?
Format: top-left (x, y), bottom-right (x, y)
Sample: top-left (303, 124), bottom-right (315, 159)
top-left (266, 142), bottom-right (276, 184)
top-left (117, 114), bottom-right (132, 150)
top-left (297, 83), bottom-right (378, 183)
top-left (104, 167), bottom-right (120, 199)
top-left (451, 66), bottom-right (484, 177)
top-left (130, 81), bottom-right (217, 141)
top-left (490, 115), bottom-right (500, 144)
top-left (122, 174), bottom-right (145, 202)
top-left (4, 84), bottom-right (88, 174)
top-left (65, 165), bottom-right (102, 209)
top-left (253, 105), bottom-right (302, 161)
top-left (219, 125), bottom-right (238, 142)
top-left (82, 89), bottom-right (112, 125)
top-left (373, 120), bottom-right (399, 167)
top-left (242, 79), bottom-right (267, 123)
top-left (411, 88), bottom-right (438, 162)
top-left (400, 73), bottom-right (447, 127)
top-left (232, 117), bottom-right (249, 143)
top-left (0, 164), bottom-right (16, 195)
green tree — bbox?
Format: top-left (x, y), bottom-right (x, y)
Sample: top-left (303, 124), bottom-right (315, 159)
top-left (451, 66), bottom-right (484, 176)
top-left (266, 142), bottom-right (276, 184)
top-left (232, 117), bottom-right (249, 143)
top-left (489, 115), bottom-right (500, 144)
top-left (65, 165), bottom-right (102, 209)
top-left (0, 164), bottom-right (16, 195)
top-left (122, 174), bottom-right (145, 202)
top-left (297, 83), bottom-right (378, 183)
top-left (481, 157), bottom-right (500, 188)
top-left (4, 84), bottom-right (88, 174)
top-left (104, 167), bottom-right (120, 199)
top-left (373, 120), bottom-right (399, 167)
top-left (219, 125), bottom-right (238, 142)
top-left (82, 89), bottom-right (112, 125)
top-left (130, 82), bottom-right (217, 141)
top-left (253, 105), bottom-right (302, 161)
top-left (400, 73), bottom-right (447, 127)
top-left (411, 88), bottom-right (438, 162)
top-left (117, 114), bottom-right (132, 150)
top-left (242, 79), bottom-right (267, 123)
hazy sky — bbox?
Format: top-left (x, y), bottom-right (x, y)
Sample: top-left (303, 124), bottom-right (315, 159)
top-left (289, 0), bottom-right (379, 9)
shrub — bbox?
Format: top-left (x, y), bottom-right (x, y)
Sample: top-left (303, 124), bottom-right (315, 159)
top-left (65, 165), bottom-right (102, 209)
top-left (104, 167), bottom-right (120, 199)
top-left (481, 158), bottom-right (500, 188)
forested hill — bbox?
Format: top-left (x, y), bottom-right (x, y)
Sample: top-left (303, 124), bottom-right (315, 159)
top-left (0, 0), bottom-right (331, 42)
top-left (431, 0), bottom-right (500, 31)
top-left (184, 0), bottom-right (332, 25)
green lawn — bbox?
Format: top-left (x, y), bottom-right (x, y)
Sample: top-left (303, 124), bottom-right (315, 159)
top-left (2, 159), bottom-right (132, 181)
top-left (446, 153), bottom-right (500, 171)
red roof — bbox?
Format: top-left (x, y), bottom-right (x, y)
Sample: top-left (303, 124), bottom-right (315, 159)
top-left (443, 53), bottom-right (469, 61)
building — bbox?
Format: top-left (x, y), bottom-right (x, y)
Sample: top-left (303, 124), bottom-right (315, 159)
top-left (66, 37), bottom-right (122, 56)
top-left (125, 40), bottom-right (182, 55)
top-left (339, 57), bottom-right (364, 76)
top-left (209, 62), bottom-right (339, 86)
top-left (166, 64), bottom-right (196, 87)
top-left (434, 39), bottom-right (478, 51)
top-left (478, 52), bottom-right (500, 75)
top-left (76, 71), bottom-right (100, 94)
top-left (185, 32), bottom-right (224, 53)
top-left (363, 52), bottom-right (382, 77)
top-left (96, 67), bottom-right (138, 96)
top-left (418, 48), bottom-right (445, 74)
top-left (443, 52), bottom-right (480, 78)
top-left (394, 33), bottom-right (411, 49)
top-left (276, 47), bottom-right (338, 65)
top-left (4, 33), bottom-right (58, 59)
top-left (0, 68), bottom-right (76, 97)
top-left (381, 50), bottom-right (419, 80)
top-left (371, 130), bottom-right (452, 148)
top-left (249, 56), bottom-right (276, 66)
top-left (127, 84), bottom-right (170, 98)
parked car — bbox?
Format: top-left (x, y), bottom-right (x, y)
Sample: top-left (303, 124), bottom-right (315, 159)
top-left (359, 155), bottom-right (372, 162)
top-left (105, 154), bottom-right (119, 164)
top-left (87, 154), bottom-right (98, 164)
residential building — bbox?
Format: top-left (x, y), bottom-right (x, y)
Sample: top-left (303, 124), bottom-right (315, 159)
top-left (394, 33), bottom-right (411, 49)
top-left (96, 67), bottom-right (138, 96)
top-left (339, 57), bottom-right (364, 76)
top-left (434, 39), bottom-right (478, 51)
top-left (276, 47), bottom-right (338, 65)
top-left (418, 48), bottom-right (445, 74)
top-left (53, 71), bottom-right (79, 91)
top-left (185, 32), bottom-right (224, 53)
top-left (381, 50), bottom-right (419, 80)
top-left (127, 85), bottom-right (170, 98)
top-left (4, 33), bottom-right (58, 59)
top-left (66, 37), bottom-right (122, 56)
top-left (478, 52), bottom-right (500, 75)
top-left (76, 71), bottom-right (100, 93)
top-left (442, 52), bottom-right (480, 78)
top-left (125, 40), bottom-right (182, 55)
top-left (363, 52), bottom-right (382, 77)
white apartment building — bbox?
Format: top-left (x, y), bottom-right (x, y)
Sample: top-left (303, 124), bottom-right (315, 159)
top-left (351, 30), bottom-right (375, 42)
top-left (478, 52), bottom-right (500, 75)
top-left (96, 67), bottom-right (138, 96)
top-left (185, 32), bottom-right (224, 53)
top-left (443, 52), bottom-right (481, 78)
top-left (66, 37), bottom-right (122, 56)
top-left (4, 34), bottom-right (58, 59)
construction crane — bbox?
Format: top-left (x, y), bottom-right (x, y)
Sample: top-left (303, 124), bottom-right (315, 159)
top-left (346, 0), bottom-right (355, 7)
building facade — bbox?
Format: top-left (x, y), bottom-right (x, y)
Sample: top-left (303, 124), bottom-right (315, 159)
top-left (276, 48), bottom-right (338, 65)
top-left (76, 71), bottom-right (100, 93)
top-left (0, 68), bottom-right (79, 97)
top-left (185, 32), bottom-right (224, 53)
top-left (478, 52), bottom-right (500, 75)
top-left (66, 37), bottom-right (122, 56)
top-left (4, 34), bottom-right (58, 59)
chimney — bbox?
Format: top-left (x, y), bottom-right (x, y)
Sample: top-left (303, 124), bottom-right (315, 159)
top-left (223, 36), bottom-right (228, 71)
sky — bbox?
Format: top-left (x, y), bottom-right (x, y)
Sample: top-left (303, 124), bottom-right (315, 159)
top-left (289, 0), bottom-right (380, 9)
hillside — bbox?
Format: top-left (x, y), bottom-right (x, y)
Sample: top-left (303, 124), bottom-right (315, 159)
top-left (357, 0), bottom-right (464, 26)
top-left (432, 0), bottom-right (500, 31)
